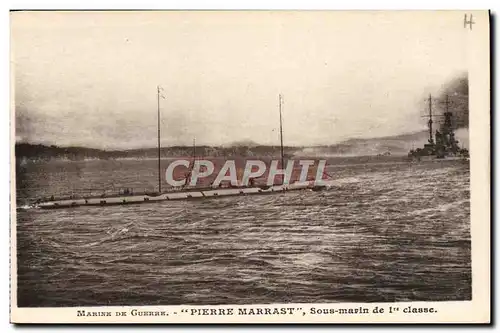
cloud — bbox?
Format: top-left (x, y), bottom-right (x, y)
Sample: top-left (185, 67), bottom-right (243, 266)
top-left (12, 11), bottom-right (469, 149)
top-left (436, 73), bottom-right (469, 129)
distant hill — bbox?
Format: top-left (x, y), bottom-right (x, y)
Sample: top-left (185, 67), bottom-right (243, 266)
top-left (294, 129), bottom-right (469, 157)
top-left (15, 143), bottom-right (110, 161)
top-left (293, 131), bottom-right (429, 157)
top-left (15, 129), bottom-right (469, 161)
top-left (14, 142), bottom-right (299, 161)
top-left (222, 139), bottom-right (260, 148)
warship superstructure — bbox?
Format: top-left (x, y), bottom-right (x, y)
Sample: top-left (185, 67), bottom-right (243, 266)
top-left (408, 94), bottom-right (469, 161)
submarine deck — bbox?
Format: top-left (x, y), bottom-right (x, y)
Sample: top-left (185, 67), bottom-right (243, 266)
top-left (34, 182), bottom-right (326, 210)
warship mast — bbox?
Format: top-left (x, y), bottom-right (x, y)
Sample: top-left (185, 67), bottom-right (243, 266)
top-left (427, 94), bottom-right (434, 144)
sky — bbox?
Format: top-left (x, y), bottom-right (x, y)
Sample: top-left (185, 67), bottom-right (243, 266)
top-left (12, 11), bottom-right (468, 149)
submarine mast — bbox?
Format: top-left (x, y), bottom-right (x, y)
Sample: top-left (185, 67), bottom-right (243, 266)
top-left (157, 85), bottom-right (162, 193)
top-left (279, 94), bottom-right (284, 172)
top-left (427, 94), bottom-right (434, 144)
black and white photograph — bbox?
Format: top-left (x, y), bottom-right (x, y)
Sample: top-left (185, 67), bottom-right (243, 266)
top-left (10, 10), bottom-right (490, 324)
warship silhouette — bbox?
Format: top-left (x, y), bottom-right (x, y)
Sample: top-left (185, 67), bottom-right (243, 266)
top-left (408, 94), bottom-right (469, 161)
